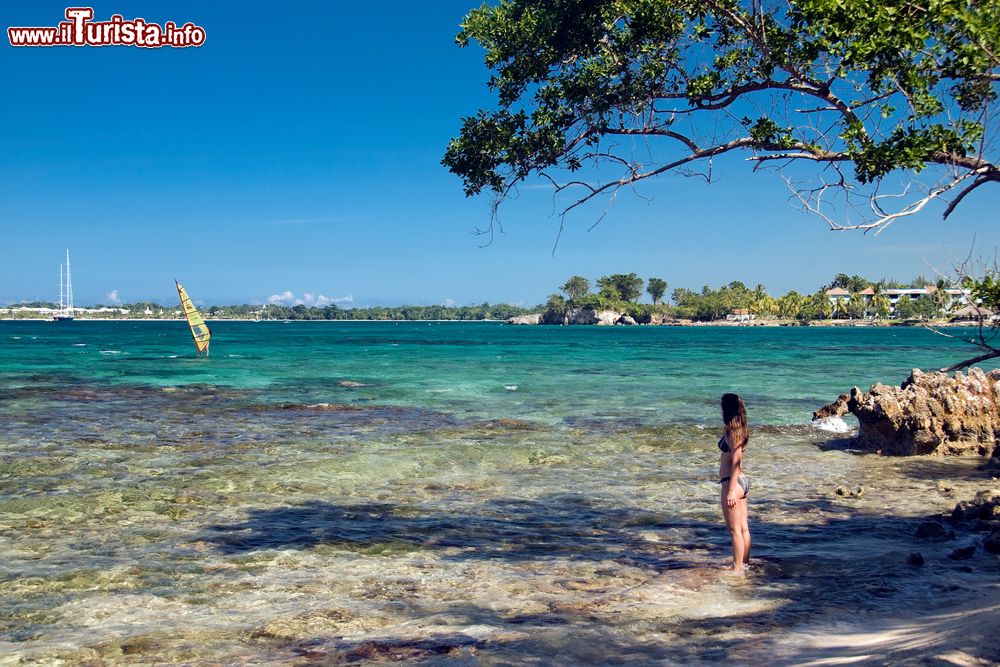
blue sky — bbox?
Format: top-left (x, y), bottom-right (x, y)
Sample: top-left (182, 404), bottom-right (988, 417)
top-left (1, 1), bottom-right (996, 307)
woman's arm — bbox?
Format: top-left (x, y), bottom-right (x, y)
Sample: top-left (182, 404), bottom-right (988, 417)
top-left (726, 434), bottom-right (744, 508)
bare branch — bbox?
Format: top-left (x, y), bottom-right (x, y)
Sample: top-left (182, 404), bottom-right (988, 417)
top-left (939, 349), bottom-right (1000, 373)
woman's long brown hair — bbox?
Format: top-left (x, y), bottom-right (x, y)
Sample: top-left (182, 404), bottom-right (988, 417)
top-left (721, 393), bottom-right (749, 449)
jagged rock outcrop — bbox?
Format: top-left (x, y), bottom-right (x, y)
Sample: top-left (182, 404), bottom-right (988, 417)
top-left (813, 393), bottom-right (850, 420)
top-left (567, 308), bottom-right (623, 325)
top-left (832, 368), bottom-right (1000, 456)
top-left (521, 309), bottom-right (647, 325)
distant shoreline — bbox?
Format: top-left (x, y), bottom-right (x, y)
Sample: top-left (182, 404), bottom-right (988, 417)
top-left (0, 317), bottom-right (981, 327)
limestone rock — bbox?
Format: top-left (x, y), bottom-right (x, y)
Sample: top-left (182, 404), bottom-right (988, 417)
top-left (842, 368), bottom-right (1000, 456)
top-left (618, 315), bottom-right (638, 326)
top-left (542, 311), bottom-right (568, 325)
top-left (813, 393), bottom-right (851, 420)
top-left (507, 314), bottom-right (543, 325)
top-left (567, 308), bottom-right (623, 325)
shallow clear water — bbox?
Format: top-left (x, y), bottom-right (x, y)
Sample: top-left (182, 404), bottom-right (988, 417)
top-left (0, 321), bottom-right (996, 664)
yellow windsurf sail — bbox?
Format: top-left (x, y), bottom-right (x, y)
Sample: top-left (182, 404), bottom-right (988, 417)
top-left (175, 280), bottom-right (211, 355)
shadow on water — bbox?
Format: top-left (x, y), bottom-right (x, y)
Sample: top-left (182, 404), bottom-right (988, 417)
top-left (203, 494), bottom-right (975, 603)
top-left (203, 494), bottom-right (992, 664)
top-left (206, 495), bottom-right (700, 569)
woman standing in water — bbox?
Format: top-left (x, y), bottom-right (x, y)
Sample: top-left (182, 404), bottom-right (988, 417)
top-left (719, 393), bottom-right (751, 572)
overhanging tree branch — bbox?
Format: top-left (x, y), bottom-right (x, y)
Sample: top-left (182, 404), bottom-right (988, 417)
top-left (444, 0), bottom-right (999, 236)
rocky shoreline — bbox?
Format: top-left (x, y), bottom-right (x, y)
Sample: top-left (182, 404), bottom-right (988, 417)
top-left (815, 367), bottom-right (1000, 458)
top-left (913, 488), bottom-right (1000, 562)
top-left (507, 310), bottom-right (975, 327)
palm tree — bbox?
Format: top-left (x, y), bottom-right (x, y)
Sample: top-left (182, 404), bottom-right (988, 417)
top-left (847, 292), bottom-right (866, 320)
top-left (872, 292), bottom-right (891, 320)
top-left (778, 291), bottom-right (805, 319)
top-left (814, 291), bottom-right (834, 320)
top-left (932, 279), bottom-right (952, 316)
top-left (832, 296), bottom-right (847, 319)
top-left (749, 284), bottom-right (777, 318)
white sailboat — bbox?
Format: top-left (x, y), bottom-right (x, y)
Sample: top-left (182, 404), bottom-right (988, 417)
top-left (54, 249), bottom-right (75, 321)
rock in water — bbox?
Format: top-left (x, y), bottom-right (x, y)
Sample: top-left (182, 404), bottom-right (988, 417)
top-left (507, 314), bottom-right (543, 325)
top-left (813, 393), bottom-right (850, 420)
top-left (948, 545), bottom-right (976, 560)
top-left (915, 521), bottom-right (947, 539)
top-left (567, 308), bottom-right (624, 325)
top-left (984, 531), bottom-right (1000, 554)
top-left (843, 368), bottom-right (1000, 456)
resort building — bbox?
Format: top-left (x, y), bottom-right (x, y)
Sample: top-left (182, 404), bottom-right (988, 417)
top-left (726, 308), bottom-right (755, 322)
top-left (824, 285), bottom-right (971, 317)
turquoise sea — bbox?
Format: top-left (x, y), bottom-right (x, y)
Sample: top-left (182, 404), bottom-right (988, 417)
top-left (1, 321), bottom-right (997, 664)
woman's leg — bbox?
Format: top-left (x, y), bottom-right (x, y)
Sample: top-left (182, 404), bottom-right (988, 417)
top-left (722, 490), bottom-right (746, 570)
top-left (739, 496), bottom-right (751, 565)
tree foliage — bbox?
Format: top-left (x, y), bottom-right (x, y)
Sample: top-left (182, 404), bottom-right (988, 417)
top-left (647, 277), bottom-right (668, 304)
top-left (597, 272), bottom-right (645, 302)
top-left (561, 275), bottom-right (592, 301)
top-left (672, 281), bottom-right (753, 320)
top-left (445, 0), bottom-right (999, 233)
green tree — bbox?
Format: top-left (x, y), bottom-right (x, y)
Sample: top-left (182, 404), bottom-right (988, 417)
top-left (830, 274), bottom-right (850, 290)
top-left (445, 1), bottom-right (999, 233)
top-left (846, 276), bottom-right (871, 294)
top-left (777, 291), bottom-right (806, 319)
top-left (932, 281), bottom-right (952, 315)
top-left (815, 293), bottom-right (834, 320)
top-left (544, 293), bottom-right (568, 321)
top-left (597, 273), bottom-right (644, 303)
top-left (804, 290), bottom-right (833, 320)
top-left (894, 295), bottom-right (917, 319)
top-left (647, 278), bottom-right (668, 305)
top-left (915, 295), bottom-right (939, 320)
top-left (749, 284), bottom-right (777, 317)
top-left (846, 292), bottom-right (867, 319)
top-left (871, 284), bottom-right (891, 320)
top-left (561, 275), bottom-right (591, 302)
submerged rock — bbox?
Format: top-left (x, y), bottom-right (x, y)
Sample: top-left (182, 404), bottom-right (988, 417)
top-left (821, 368), bottom-right (1000, 456)
top-left (948, 545), bottom-right (976, 560)
top-left (915, 521), bottom-right (948, 539)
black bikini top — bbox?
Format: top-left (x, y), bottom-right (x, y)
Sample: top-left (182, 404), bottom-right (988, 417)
top-left (718, 433), bottom-right (744, 453)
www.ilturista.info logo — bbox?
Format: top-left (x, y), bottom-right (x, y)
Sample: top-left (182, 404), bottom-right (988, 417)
top-left (8, 8), bottom-right (205, 48)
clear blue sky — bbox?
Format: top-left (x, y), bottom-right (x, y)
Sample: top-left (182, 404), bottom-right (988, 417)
top-left (2, 1), bottom-right (997, 307)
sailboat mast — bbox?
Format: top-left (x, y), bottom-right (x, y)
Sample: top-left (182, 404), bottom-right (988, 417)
top-left (59, 263), bottom-right (64, 312)
top-left (65, 249), bottom-right (74, 315)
